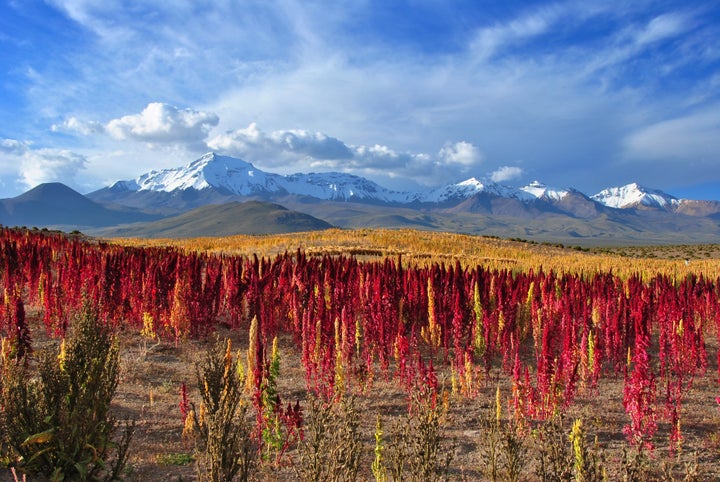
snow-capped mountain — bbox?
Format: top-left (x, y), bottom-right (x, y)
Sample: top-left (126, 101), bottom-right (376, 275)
top-left (107, 153), bottom-right (582, 207)
top-left (15, 151), bottom-right (720, 243)
top-left (519, 181), bottom-right (571, 201)
top-left (420, 179), bottom-right (574, 204)
top-left (130, 153), bottom-right (284, 194)
top-left (110, 152), bottom-right (411, 203)
top-left (418, 178), bottom-right (530, 203)
top-left (591, 183), bottom-right (680, 209)
top-left (98, 152), bottom-right (698, 217)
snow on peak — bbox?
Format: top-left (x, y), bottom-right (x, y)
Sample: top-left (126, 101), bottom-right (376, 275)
top-left (519, 181), bottom-right (570, 201)
top-left (591, 183), bottom-right (679, 209)
top-left (130, 152), bottom-right (283, 195)
top-left (119, 152), bottom-right (410, 201)
top-left (418, 177), bottom-right (551, 203)
top-left (419, 177), bottom-right (491, 202)
top-left (108, 153), bottom-right (686, 210)
top-left (283, 171), bottom-right (408, 202)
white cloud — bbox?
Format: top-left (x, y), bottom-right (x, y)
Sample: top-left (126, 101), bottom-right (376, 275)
top-left (106, 103), bottom-right (219, 147)
top-left (469, 6), bottom-right (560, 61)
top-left (269, 129), bottom-right (353, 160)
top-left (0, 138), bottom-right (30, 156)
top-left (19, 149), bottom-right (88, 188)
top-left (635, 13), bottom-right (689, 46)
top-left (438, 141), bottom-right (482, 167)
top-left (490, 166), bottom-right (524, 183)
top-left (350, 144), bottom-right (429, 170)
top-left (1, 138), bottom-right (88, 190)
top-left (208, 121), bottom-right (501, 187)
top-left (208, 122), bottom-right (480, 185)
top-left (208, 122), bottom-right (353, 162)
top-left (623, 107), bottom-right (720, 163)
top-left (52, 116), bottom-right (105, 135)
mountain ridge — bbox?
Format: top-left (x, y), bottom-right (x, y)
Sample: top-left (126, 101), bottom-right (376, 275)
top-left (92, 152), bottom-right (711, 211)
top-left (5, 152), bottom-right (720, 245)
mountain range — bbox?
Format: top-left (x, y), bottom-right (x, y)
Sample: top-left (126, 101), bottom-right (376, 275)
top-left (2, 152), bottom-right (720, 245)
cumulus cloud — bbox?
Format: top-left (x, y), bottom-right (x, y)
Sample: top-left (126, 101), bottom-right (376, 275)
top-left (208, 122), bottom-right (353, 162)
top-left (0, 138), bottom-right (88, 189)
top-left (106, 102), bottom-right (219, 147)
top-left (208, 122), bottom-right (486, 184)
top-left (19, 149), bottom-right (88, 188)
top-left (350, 144), bottom-right (430, 170)
top-left (345, 141), bottom-right (481, 184)
top-left (439, 141), bottom-right (482, 167)
top-left (490, 166), bottom-right (524, 183)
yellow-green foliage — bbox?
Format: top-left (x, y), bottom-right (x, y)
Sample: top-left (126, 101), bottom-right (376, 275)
top-left (192, 338), bottom-right (256, 482)
top-left (0, 303), bottom-right (133, 481)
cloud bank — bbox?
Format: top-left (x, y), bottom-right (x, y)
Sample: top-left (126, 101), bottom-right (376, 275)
top-left (106, 103), bottom-right (219, 148)
top-left (1, 138), bottom-right (88, 190)
top-left (208, 123), bottom-right (490, 185)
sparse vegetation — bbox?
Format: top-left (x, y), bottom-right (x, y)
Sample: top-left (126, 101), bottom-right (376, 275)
top-left (185, 338), bottom-right (257, 482)
top-left (384, 392), bottom-right (454, 482)
top-left (294, 395), bottom-right (363, 482)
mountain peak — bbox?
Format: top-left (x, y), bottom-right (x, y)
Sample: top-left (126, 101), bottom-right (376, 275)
top-left (17, 182), bottom-right (83, 199)
top-left (519, 181), bottom-right (569, 201)
top-left (103, 153), bottom-right (698, 214)
top-left (591, 183), bottom-right (679, 209)
top-left (191, 152), bottom-right (255, 170)
top-left (129, 152), bottom-right (272, 194)
top-left (112, 152), bottom-right (411, 201)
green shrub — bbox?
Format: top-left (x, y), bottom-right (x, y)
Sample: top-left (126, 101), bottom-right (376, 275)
top-left (0, 302), bottom-right (133, 481)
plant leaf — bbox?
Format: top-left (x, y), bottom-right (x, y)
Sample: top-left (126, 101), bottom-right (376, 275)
top-left (21, 429), bottom-right (54, 446)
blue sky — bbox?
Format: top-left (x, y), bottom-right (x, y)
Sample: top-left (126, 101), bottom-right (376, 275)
top-left (1, 0), bottom-right (719, 200)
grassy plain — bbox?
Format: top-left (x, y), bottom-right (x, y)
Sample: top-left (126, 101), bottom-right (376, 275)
top-left (113, 228), bottom-right (720, 279)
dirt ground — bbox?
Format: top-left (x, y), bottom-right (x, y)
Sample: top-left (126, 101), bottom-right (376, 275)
top-left (2, 315), bottom-right (720, 481)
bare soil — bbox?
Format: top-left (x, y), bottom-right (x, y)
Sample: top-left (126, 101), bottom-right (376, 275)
top-left (3, 315), bottom-right (720, 481)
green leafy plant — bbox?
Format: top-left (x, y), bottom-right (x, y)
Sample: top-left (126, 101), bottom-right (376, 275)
top-left (569, 418), bottom-right (606, 482)
top-left (0, 301), bottom-right (133, 481)
top-left (372, 415), bottom-right (387, 482)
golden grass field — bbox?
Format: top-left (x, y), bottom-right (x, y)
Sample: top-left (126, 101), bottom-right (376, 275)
top-left (111, 228), bottom-right (720, 279)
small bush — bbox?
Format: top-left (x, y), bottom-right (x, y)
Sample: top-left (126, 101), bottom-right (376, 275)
top-left (478, 390), bottom-right (527, 482)
top-left (0, 302), bottom-right (133, 481)
top-left (533, 414), bottom-right (573, 482)
top-left (385, 393), bottom-right (454, 482)
top-left (187, 338), bottom-right (257, 482)
top-left (294, 395), bottom-right (363, 482)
